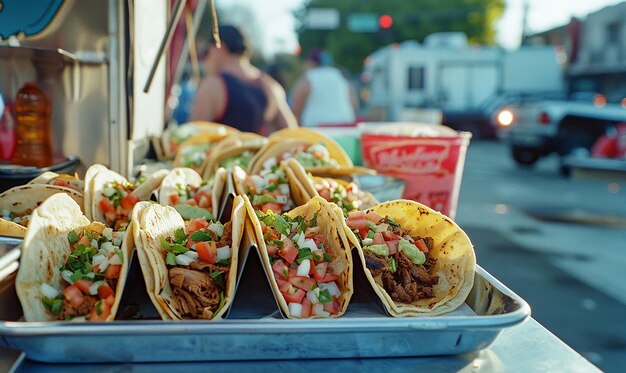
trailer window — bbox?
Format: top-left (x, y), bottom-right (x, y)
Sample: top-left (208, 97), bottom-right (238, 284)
top-left (408, 66), bottom-right (424, 90)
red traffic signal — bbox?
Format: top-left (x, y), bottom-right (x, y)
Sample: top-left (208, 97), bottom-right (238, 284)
top-left (378, 14), bottom-right (393, 29)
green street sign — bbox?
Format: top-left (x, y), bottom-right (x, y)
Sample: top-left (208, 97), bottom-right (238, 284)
top-left (347, 13), bottom-right (378, 33)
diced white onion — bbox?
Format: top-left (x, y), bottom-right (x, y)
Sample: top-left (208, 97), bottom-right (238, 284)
top-left (288, 303), bottom-right (303, 318)
top-left (40, 283), bottom-right (59, 298)
top-left (98, 259), bottom-right (110, 272)
top-left (103, 227), bottom-right (113, 240)
top-left (301, 238), bottom-right (318, 251)
top-left (278, 184), bottom-right (290, 195)
top-left (362, 238), bottom-right (373, 246)
top-left (70, 316), bottom-right (87, 322)
top-left (293, 233), bottom-right (303, 247)
top-left (92, 254), bottom-right (107, 266)
top-left (86, 272), bottom-right (96, 279)
top-left (297, 259), bottom-right (311, 277)
top-left (250, 175), bottom-right (265, 191)
top-left (90, 239), bottom-right (99, 249)
top-left (276, 195), bottom-right (288, 204)
top-left (403, 235), bottom-right (414, 242)
top-left (112, 237), bottom-right (122, 246)
top-left (263, 157), bottom-right (277, 170)
top-left (1, 209), bottom-right (10, 218)
top-left (62, 270), bottom-right (74, 284)
top-left (216, 246), bottom-right (231, 261)
top-left (103, 187), bottom-right (117, 197)
top-left (319, 281), bottom-right (341, 298)
top-left (175, 254), bottom-right (194, 266)
top-left (306, 290), bottom-right (319, 304)
top-left (184, 251), bottom-right (199, 259)
top-left (89, 281), bottom-right (106, 295)
top-left (100, 241), bottom-right (114, 253)
top-left (209, 223), bottom-right (223, 237)
top-left (312, 303), bottom-right (330, 317)
top-left (108, 252), bottom-right (123, 265)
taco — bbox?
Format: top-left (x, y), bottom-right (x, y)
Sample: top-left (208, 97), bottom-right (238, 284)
top-left (86, 167), bottom-right (168, 231)
top-left (28, 171), bottom-right (84, 192)
top-left (249, 138), bottom-right (375, 178)
top-left (268, 128), bottom-right (353, 166)
top-left (344, 200), bottom-right (476, 317)
top-left (200, 132), bottom-right (268, 179)
top-left (131, 195), bottom-right (245, 320)
top-left (283, 158), bottom-right (378, 215)
top-left (161, 121), bottom-right (239, 159)
top-left (232, 158), bottom-right (314, 214)
top-left (173, 131), bottom-right (235, 172)
top-left (245, 195), bottom-right (354, 318)
top-left (0, 184), bottom-right (84, 238)
top-left (15, 193), bottom-right (131, 321)
top-left (158, 167), bottom-right (227, 222)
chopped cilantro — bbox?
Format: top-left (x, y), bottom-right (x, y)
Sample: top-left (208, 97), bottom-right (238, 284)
top-left (273, 214), bottom-right (291, 236)
top-left (388, 257), bottom-right (397, 273)
top-left (297, 247), bottom-right (312, 263)
top-left (310, 209), bottom-right (320, 227)
top-left (216, 258), bottom-right (231, 267)
top-left (174, 228), bottom-right (187, 244)
top-left (95, 300), bottom-right (103, 316)
top-left (323, 253), bottom-right (333, 262)
top-left (190, 230), bottom-right (212, 242)
top-left (317, 288), bottom-right (332, 304)
top-left (67, 231), bottom-right (79, 244)
top-left (210, 270), bottom-right (225, 288)
top-left (160, 238), bottom-right (188, 254)
top-left (265, 184), bottom-right (278, 192)
top-left (166, 252), bottom-right (177, 266)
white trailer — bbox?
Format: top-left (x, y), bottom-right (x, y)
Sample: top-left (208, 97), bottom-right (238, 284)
top-left (361, 33), bottom-right (565, 121)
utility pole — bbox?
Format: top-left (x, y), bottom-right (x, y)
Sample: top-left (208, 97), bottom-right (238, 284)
top-left (520, 0), bottom-right (530, 46)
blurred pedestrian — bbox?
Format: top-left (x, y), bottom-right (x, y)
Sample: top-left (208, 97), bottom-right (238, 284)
top-left (290, 49), bottom-right (358, 127)
top-left (190, 25), bottom-right (297, 134)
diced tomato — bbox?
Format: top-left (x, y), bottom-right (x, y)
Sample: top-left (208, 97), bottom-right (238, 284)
top-left (62, 285), bottom-right (85, 309)
top-left (346, 212), bottom-right (367, 230)
top-left (99, 198), bottom-right (115, 213)
top-left (74, 279), bottom-right (93, 294)
top-left (282, 288), bottom-right (305, 304)
top-left (386, 239), bottom-right (399, 255)
top-left (272, 259), bottom-right (289, 280)
top-left (381, 231), bottom-right (398, 241)
top-left (320, 273), bottom-right (339, 283)
top-left (279, 237), bottom-right (298, 264)
top-left (98, 283), bottom-right (115, 299)
top-left (261, 202), bottom-right (283, 213)
top-left (323, 296), bottom-right (340, 315)
top-left (76, 234), bottom-right (91, 247)
top-left (373, 232), bottom-right (385, 245)
top-left (169, 194), bottom-right (179, 205)
top-left (196, 241), bottom-right (217, 264)
top-left (104, 295), bottom-right (115, 307)
top-left (89, 300), bottom-right (111, 321)
top-left (415, 239), bottom-right (429, 253)
top-left (104, 265), bottom-right (121, 280)
top-left (364, 211), bottom-right (383, 223)
top-left (186, 218), bottom-right (209, 234)
top-left (311, 249), bottom-right (325, 263)
top-left (318, 188), bottom-right (331, 201)
top-left (54, 180), bottom-right (71, 188)
top-left (120, 192), bottom-right (140, 209)
top-left (301, 298), bottom-right (312, 318)
top-left (311, 262), bottom-right (328, 281)
top-left (266, 245), bottom-right (279, 256)
top-left (194, 191), bottom-right (212, 208)
top-left (288, 268), bottom-right (297, 278)
top-left (186, 199), bottom-right (198, 206)
top-left (288, 276), bottom-right (317, 292)
top-left (358, 227), bottom-right (370, 240)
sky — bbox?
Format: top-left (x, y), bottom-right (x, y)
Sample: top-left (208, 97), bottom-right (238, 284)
top-left (218, 0), bottom-right (626, 56)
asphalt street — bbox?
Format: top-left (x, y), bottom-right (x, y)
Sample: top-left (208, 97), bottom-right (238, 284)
top-left (455, 139), bottom-right (626, 373)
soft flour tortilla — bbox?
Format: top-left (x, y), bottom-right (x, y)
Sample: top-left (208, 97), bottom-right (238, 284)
top-left (344, 199), bottom-right (476, 317)
top-left (267, 128), bottom-right (353, 167)
top-left (131, 196), bottom-right (246, 320)
top-left (15, 193), bottom-right (132, 322)
top-left (200, 132), bottom-right (267, 179)
top-left (0, 184), bottom-right (84, 238)
top-left (244, 195), bottom-right (354, 318)
top-left (158, 167), bottom-right (226, 220)
top-left (83, 164), bottom-right (109, 220)
top-left (162, 121), bottom-right (239, 159)
top-left (28, 171), bottom-right (85, 191)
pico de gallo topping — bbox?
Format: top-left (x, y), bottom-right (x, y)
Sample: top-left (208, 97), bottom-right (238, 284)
top-left (219, 150), bottom-right (254, 170)
top-left (279, 142), bottom-right (340, 168)
top-left (99, 181), bottom-right (141, 231)
top-left (1, 209), bottom-right (31, 227)
top-left (41, 226), bottom-right (124, 321)
top-left (168, 182), bottom-right (215, 221)
top-left (245, 158), bottom-right (294, 213)
top-left (159, 218), bottom-right (233, 319)
top-left (313, 178), bottom-right (370, 215)
top-left (346, 210), bottom-right (440, 304)
top-left (180, 143), bottom-right (215, 169)
top-left (48, 178), bottom-right (82, 192)
top-left (256, 209), bottom-right (344, 318)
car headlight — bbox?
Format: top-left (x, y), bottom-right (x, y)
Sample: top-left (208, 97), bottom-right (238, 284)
top-left (497, 109), bottom-right (514, 127)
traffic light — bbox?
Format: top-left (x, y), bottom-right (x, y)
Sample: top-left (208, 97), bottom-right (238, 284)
top-left (378, 14), bottom-right (393, 29)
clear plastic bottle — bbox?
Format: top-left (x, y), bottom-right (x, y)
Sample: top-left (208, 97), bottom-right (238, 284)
top-left (12, 82), bottom-right (53, 167)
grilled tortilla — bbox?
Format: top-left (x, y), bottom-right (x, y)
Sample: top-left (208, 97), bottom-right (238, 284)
top-left (344, 199), bottom-right (475, 317)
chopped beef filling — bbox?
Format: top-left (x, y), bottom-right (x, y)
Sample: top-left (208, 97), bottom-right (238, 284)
top-left (169, 266), bottom-right (221, 319)
top-left (59, 296), bottom-right (98, 320)
top-left (366, 240), bottom-right (439, 304)
top-left (218, 222), bottom-right (233, 248)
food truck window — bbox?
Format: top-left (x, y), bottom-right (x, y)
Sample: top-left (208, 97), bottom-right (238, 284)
top-left (408, 66), bottom-right (425, 91)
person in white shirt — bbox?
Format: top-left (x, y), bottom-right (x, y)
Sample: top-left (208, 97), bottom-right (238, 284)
top-left (291, 49), bottom-right (358, 127)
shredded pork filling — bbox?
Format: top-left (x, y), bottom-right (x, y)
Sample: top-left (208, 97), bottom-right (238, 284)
top-left (169, 265), bottom-right (223, 319)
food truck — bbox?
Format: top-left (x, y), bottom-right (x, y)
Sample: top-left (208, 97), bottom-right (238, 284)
top-left (0, 1), bottom-right (601, 371)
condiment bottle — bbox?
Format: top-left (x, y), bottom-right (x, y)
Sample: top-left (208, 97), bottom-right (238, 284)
top-left (12, 82), bottom-right (53, 167)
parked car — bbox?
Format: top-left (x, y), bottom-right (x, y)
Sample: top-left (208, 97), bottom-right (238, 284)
top-left (495, 95), bottom-right (626, 173)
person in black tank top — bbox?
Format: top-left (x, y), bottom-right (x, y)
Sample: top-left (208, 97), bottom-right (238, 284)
top-left (190, 25), bottom-right (297, 135)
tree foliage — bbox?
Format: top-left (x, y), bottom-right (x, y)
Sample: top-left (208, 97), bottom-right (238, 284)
top-left (296, 0), bottom-right (505, 72)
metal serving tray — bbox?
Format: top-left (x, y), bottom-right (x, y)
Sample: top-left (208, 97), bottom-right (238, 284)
top-left (0, 236), bottom-right (530, 363)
